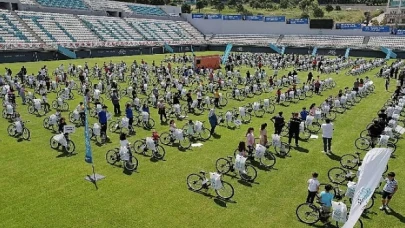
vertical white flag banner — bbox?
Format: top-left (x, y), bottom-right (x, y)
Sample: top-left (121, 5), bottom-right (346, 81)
top-left (342, 148), bottom-right (392, 228)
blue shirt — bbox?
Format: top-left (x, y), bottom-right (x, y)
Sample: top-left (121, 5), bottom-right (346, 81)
top-left (300, 110), bottom-right (308, 121)
top-left (98, 110), bottom-right (107, 124)
top-left (126, 108), bottom-right (133, 119)
top-left (142, 106), bottom-right (149, 114)
top-left (320, 191), bottom-right (334, 207)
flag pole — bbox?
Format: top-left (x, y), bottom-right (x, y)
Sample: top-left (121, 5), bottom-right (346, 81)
top-left (83, 93), bottom-right (104, 188)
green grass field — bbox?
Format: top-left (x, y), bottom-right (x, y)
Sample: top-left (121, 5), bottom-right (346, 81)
top-left (0, 51), bottom-right (404, 228)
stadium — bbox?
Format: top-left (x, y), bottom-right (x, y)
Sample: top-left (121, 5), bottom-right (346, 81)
top-left (0, 0), bottom-right (404, 227)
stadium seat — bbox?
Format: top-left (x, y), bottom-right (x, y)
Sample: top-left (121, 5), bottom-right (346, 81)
top-left (17, 11), bottom-right (98, 44)
top-left (280, 35), bottom-right (364, 47)
top-left (0, 9), bottom-right (36, 43)
top-left (35, 0), bottom-right (88, 10)
top-left (19, 0), bottom-right (37, 5)
top-left (78, 15), bottom-right (143, 42)
top-left (126, 5), bottom-right (167, 16)
top-left (368, 36), bottom-right (405, 49)
top-left (209, 34), bottom-right (280, 46)
top-left (125, 18), bottom-right (204, 42)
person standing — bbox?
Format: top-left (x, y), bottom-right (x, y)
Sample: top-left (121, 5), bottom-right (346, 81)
top-left (98, 105), bottom-right (109, 140)
top-left (157, 99), bottom-right (167, 123)
top-left (385, 76), bottom-right (390, 91)
top-left (259, 123), bottom-right (268, 146)
top-left (306, 172), bottom-right (320, 204)
top-left (380, 172), bottom-right (398, 212)
top-left (271, 112), bottom-right (285, 135)
top-left (125, 104), bottom-right (134, 134)
top-left (246, 127), bottom-right (255, 156)
top-left (321, 118), bottom-right (334, 153)
top-left (208, 109), bottom-right (218, 135)
top-left (111, 90), bottom-right (121, 116)
top-left (288, 113), bottom-right (301, 147)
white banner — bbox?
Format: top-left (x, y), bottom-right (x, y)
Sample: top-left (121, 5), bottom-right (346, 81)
top-left (342, 148), bottom-right (392, 228)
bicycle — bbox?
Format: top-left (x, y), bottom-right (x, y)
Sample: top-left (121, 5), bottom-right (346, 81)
top-left (159, 130), bottom-right (192, 150)
top-left (215, 155), bottom-right (258, 182)
top-left (43, 113), bottom-right (61, 132)
top-left (233, 145), bottom-right (277, 169)
top-left (7, 120), bottom-right (31, 140)
top-left (27, 100), bottom-right (46, 116)
top-left (105, 146), bottom-right (138, 172)
top-left (51, 98), bottom-right (69, 112)
top-left (49, 133), bottom-right (76, 154)
top-left (182, 121), bottom-right (212, 141)
top-left (132, 137), bottom-right (166, 160)
top-left (69, 110), bottom-right (85, 126)
top-left (135, 112), bottom-right (155, 130)
top-left (340, 151), bottom-right (388, 173)
top-left (88, 123), bottom-right (106, 144)
top-left (354, 135), bottom-right (396, 155)
top-left (186, 170), bottom-right (235, 200)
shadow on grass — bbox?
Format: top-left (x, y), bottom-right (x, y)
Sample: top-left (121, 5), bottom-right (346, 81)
top-left (56, 151), bottom-right (78, 158)
top-left (386, 208), bottom-right (405, 223)
top-left (188, 188), bottom-right (237, 207)
top-left (295, 147), bottom-right (309, 153)
top-left (326, 152), bottom-right (342, 162)
top-left (248, 159), bottom-right (277, 172)
top-left (212, 133), bottom-right (221, 139)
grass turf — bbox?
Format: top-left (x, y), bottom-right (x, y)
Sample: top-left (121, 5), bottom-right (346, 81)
top-left (0, 51), bottom-right (404, 228)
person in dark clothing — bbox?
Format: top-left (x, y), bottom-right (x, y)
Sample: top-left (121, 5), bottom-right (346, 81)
top-left (385, 77), bottom-right (390, 91)
top-left (367, 120), bottom-right (384, 148)
top-left (378, 109), bottom-right (388, 124)
top-left (98, 105), bottom-right (108, 140)
top-left (111, 90), bottom-right (121, 115)
top-left (58, 117), bottom-right (67, 133)
top-left (271, 112), bottom-right (285, 135)
top-left (186, 90), bottom-right (193, 110)
top-left (173, 92), bottom-right (180, 105)
top-left (288, 113), bottom-right (301, 147)
top-left (394, 67), bottom-right (399, 79)
top-left (208, 109), bottom-right (218, 135)
top-left (125, 103), bottom-right (134, 134)
top-left (390, 67), bottom-right (395, 78)
top-left (307, 72), bottom-right (313, 84)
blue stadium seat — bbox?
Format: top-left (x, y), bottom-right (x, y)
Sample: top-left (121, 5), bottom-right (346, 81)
top-left (127, 5), bottom-right (167, 16)
top-left (0, 10), bottom-right (33, 43)
top-left (35, 0), bottom-right (88, 10)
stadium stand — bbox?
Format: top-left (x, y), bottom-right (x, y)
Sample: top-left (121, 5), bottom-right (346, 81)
top-left (368, 36), bottom-right (405, 49)
top-left (17, 11), bottom-right (98, 44)
top-left (209, 34), bottom-right (280, 46)
top-left (78, 15), bottom-right (143, 42)
top-left (35, 0), bottom-right (89, 10)
top-left (0, 10), bottom-right (37, 43)
top-left (83, 0), bottom-right (168, 16)
top-left (280, 35), bottom-right (364, 48)
top-left (19, 0), bottom-right (37, 5)
top-left (126, 4), bottom-right (167, 16)
top-left (125, 18), bottom-right (203, 41)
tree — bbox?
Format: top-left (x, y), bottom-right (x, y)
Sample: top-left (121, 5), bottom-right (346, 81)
top-left (250, 0), bottom-right (262, 9)
top-left (227, 0), bottom-right (238, 8)
top-left (196, 0), bottom-right (205, 13)
top-left (312, 6), bottom-right (324, 17)
top-left (215, 2), bottom-right (225, 12)
top-left (335, 5), bottom-right (341, 11)
top-left (301, 12), bottom-right (310, 18)
top-left (325, 4), bottom-right (333, 12)
top-left (280, 0), bottom-right (289, 9)
top-left (236, 3), bottom-right (244, 13)
top-left (299, 0), bottom-right (313, 14)
top-left (181, 3), bottom-right (192, 13)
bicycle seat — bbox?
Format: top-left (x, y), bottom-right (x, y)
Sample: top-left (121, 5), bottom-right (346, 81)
top-left (227, 155), bottom-right (233, 159)
top-left (199, 170), bottom-right (206, 174)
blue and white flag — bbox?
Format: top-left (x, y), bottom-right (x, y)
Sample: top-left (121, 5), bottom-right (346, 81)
top-left (343, 148), bottom-right (391, 228)
top-left (84, 96), bottom-right (93, 164)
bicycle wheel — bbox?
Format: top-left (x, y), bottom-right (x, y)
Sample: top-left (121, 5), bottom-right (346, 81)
top-left (340, 154), bottom-right (359, 170)
top-left (359, 130), bottom-right (368, 138)
top-left (50, 136), bottom-right (59, 149)
top-left (355, 137), bottom-right (371, 150)
top-left (22, 128), bottom-right (30, 140)
top-left (159, 132), bottom-right (172, 146)
top-left (260, 151), bottom-right (277, 168)
top-left (240, 164), bottom-right (257, 182)
top-left (186, 173), bottom-right (203, 191)
top-left (28, 105), bottom-right (34, 114)
top-left (300, 130), bottom-right (311, 140)
top-left (133, 140), bottom-right (146, 154)
top-left (365, 196), bottom-right (375, 210)
top-left (305, 90), bottom-right (313, 97)
top-left (326, 111), bottom-right (337, 121)
top-left (38, 107), bottom-right (46, 116)
top-left (328, 167), bottom-right (349, 184)
top-left (51, 100), bottom-right (58, 109)
top-left (264, 104), bottom-right (275, 114)
top-left (219, 97), bottom-right (228, 107)
top-left (387, 142), bottom-right (396, 155)
top-left (66, 140), bottom-right (76, 154)
top-left (296, 203), bottom-right (321, 225)
top-left (43, 117), bottom-right (50, 129)
top-left (215, 181), bottom-right (234, 200)
top-left (307, 122), bottom-right (321, 133)
top-left (274, 142), bottom-right (291, 156)
top-left (106, 149), bottom-right (119, 165)
top-left (179, 137), bottom-right (191, 149)
top-left (124, 156), bottom-right (139, 171)
top-left (241, 113), bottom-right (251, 123)
top-left (153, 145), bottom-right (166, 160)
top-left (199, 127), bottom-right (212, 141)
top-left (254, 108), bottom-right (265, 118)
top-left (215, 158), bottom-right (231, 174)
top-left (62, 103), bottom-right (69, 111)
top-left (143, 118), bottom-right (155, 129)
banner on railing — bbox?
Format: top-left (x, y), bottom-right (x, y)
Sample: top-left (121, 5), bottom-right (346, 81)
top-left (204, 14), bottom-right (222, 19)
top-left (335, 23), bottom-right (362, 30)
top-left (246, 15), bottom-right (263, 21)
top-left (286, 18), bottom-right (308, 24)
top-left (264, 16), bottom-right (285, 22)
top-left (223, 15), bottom-right (241, 20)
top-left (192, 13), bottom-right (204, 19)
top-left (362, 26), bottom-right (390, 32)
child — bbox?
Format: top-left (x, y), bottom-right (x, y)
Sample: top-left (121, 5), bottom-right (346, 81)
top-left (306, 172), bottom-right (320, 204)
top-left (169, 120), bottom-right (176, 134)
top-left (276, 88), bottom-right (282, 104)
top-left (152, 129), bottom-right (160, 143)
top-left (186, 120), bottom-right (194, 135)
top-left (319, 184), bottom-right (334, 225)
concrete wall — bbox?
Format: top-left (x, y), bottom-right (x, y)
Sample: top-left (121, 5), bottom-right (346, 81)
top-left (184, 14), bottom-right (393, 36)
